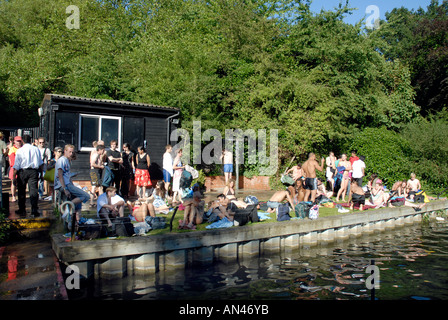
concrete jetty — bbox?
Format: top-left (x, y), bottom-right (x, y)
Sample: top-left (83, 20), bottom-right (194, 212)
top-left (51, 200), bottom-right (448, 280)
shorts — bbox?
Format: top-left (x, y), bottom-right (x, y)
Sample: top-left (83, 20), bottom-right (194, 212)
top-left (134, 169), bottom-right (152, 187)
top-left (352, 193), bottom-right (365, 205)
top-left (267, 201), bottom-right (281, 209)
top-left (304, 178), bottom-right (317, 190)
top-left (90, 169), bottom-right (102, 186)
top-left (223, 164), bottom-right (233, 173)
top-left (163, 169), bottom-right (172, 183)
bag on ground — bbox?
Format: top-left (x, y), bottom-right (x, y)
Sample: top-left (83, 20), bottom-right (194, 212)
top-left (244, 195), bottom-right (259, 205)
top-left (277, 203), bottom-right (291, 221)
top-left (295, 201), bottom-right (313, 219)
top-left (113, 217), bottom-right (135, 237)
top-left (145, 216), bottom-right (166, 229)
top-left (309, 204), bottom-right (319, 220)
top-left (233, 204), bottom-right (259, 226)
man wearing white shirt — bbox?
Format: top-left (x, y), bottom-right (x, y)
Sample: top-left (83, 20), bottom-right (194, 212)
top-left (352, 155), bottom-right (366, 187)
top-left (12, 135), bottom-right (43, 216)
top-left (163, 145), bottom-right (173, 194)
top-left (97, 186), bottom-right (125, 227)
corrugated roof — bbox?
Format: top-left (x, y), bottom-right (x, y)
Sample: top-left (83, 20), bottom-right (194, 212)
top-left (44, 94), bottom-right (179, 111)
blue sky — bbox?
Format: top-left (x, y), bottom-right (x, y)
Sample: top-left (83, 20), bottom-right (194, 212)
top-left (309, 0), bottom-right (434, 25)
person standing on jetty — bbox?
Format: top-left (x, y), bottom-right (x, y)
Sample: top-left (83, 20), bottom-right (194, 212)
top-left (12, 135), bottom-right (43, 217)
top-left (220, 147), bottom-right (233, 186)
top-left (302, 152), bottom-right (325, 204)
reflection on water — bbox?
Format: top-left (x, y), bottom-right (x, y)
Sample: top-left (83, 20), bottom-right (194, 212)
top-left (69, 219), bottom-right (448, 300)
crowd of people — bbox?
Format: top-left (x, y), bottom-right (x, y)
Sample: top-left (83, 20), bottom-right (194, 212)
top-left (276, 150), bottom-right (429, 213)
top-left (0, 130), bottom-right (432, 234)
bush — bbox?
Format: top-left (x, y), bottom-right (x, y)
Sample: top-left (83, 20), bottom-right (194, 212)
top-left (400, 117), bottom-right (448, 194)
top-left (348, 127), bottom-right (413, 188)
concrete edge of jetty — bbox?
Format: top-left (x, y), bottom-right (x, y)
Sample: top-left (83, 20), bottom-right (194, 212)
top-left (51, 200), bottom-right (448, 280)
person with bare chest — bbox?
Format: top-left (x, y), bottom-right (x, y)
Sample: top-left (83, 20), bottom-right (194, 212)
top-left (302, 153), bottom-right (325, 203)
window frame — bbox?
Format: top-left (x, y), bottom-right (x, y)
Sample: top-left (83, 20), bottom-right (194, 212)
top-left (78, 114), bottom-right (122, 152)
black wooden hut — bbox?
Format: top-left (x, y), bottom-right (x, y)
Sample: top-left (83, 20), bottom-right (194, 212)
top-left (38, 94), bottom-right (180, 182)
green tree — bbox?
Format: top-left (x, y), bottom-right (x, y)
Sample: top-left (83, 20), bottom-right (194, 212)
top-left (374, 0), bottom-right (448, 116)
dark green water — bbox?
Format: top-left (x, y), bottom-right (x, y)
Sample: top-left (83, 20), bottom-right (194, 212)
top-left (70, 219), bottom-right (448, 300)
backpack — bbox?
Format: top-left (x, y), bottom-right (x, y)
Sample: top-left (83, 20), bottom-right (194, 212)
top-left (277, 203), bottom-right (291, 221)
top-left (414, 190), bottom-right (429, 203)
top-left (309, 204), bottom-right (319, 220)
top-left (244, 195), bottom-right (259, 205)
top-left (295, 201), bottom-right (313, 219)
top-left (113, 217), bottom-right (135, 237)
top-left (101, 166), bottom-right (115, 187)
top-left (180, 169), bottom-right (192, 189)
top-left (281, 174), bottom-right (295, 186)
top-left (145, 216), bottom-right (166, 229)
top-left (233, 204), bottom-right (259, 226)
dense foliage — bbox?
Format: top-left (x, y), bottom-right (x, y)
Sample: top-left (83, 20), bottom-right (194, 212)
top-left (0, 0), bottom-right (446, 193)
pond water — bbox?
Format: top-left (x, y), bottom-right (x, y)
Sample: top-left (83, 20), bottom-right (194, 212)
top-left (68, 219), bottom-right (448, 301)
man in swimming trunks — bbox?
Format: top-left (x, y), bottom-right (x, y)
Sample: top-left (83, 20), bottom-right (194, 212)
top-left (302, 152), bottom-right (325, 203)
top-left (406, 173), bottom-right (421, 200)
top-left (220, 148), bottom-right (233, 186)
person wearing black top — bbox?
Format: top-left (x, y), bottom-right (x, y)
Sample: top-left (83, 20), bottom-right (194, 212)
top-left (107, 140), bottom-right (123, 194)
top-left (135, 146), bottom-right (151, 198)
top-left (120, 143), bottom-right (135, 198)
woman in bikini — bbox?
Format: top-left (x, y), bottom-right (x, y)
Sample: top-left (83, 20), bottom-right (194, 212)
top-left (336, 154), bottom-right (352, 202)
top-left (126, 199), bottom-right (156, 222)
top-left (223, 179), bottom-right (248, 208)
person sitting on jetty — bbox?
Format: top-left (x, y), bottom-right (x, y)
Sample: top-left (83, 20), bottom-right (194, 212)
top-left (145, 180), bottom-right (170, 214)
top-left (126, 199), bottom-right (156, 223)
top-left (97, 186), bottom-right (125, 228)
top-left (223, 179), bottom-right (248, 208)
top-left (207, 194), bottom-right (234, 221)
top-left (55, 144), bottom-right (90, 224)
top-left (288, 178), bottom-right (305, 206)
top-left (348, 178), bottom-right (365, 211)
top-left (266, 189), bottom-right (295, 213)
top-left (317, 178), bottom-right (333, 199)
top-left (369, 179), bottom-right (389, 207)
top-left (391, 180), bottom-right (408, 198)
top-left (406, 173), bottom-right (421, 200)
top-left (179, 185), bottom-right (205, 230)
